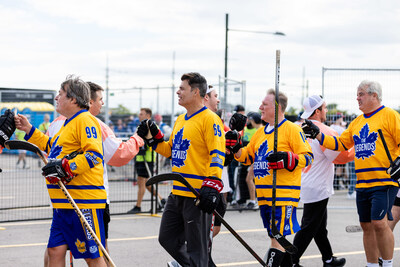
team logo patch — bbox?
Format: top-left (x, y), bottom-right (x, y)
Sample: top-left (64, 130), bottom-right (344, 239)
top-left (171, 128), bottom-right (190, 168)
top-left (70, 162), bottom-right (77, 171)
top-left (253, 140), bottom-right (272, 179)
top-left (211, 154), bottom-right (223, 165)
top-left (75, 239), bottom-right (86, 253)
top-left (89, 245), bottom-right (98, 254)
top-left (353, 124), bottom-right (377, 160)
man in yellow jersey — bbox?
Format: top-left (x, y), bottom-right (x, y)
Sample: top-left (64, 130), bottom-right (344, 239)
top-left (137, 72), bottom-right (225, 266)
top-left (226, 89), bottom-right (313, 266)
top-left (302, 80), bottom-right (400, 267)
top-left (15, 75), bottom-right (107, 267)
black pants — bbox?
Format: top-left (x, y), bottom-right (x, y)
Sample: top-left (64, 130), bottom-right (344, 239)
top-left (292, 198), bottom-right (333, 263)
top-left (159, 194), bottom-right (212, 267)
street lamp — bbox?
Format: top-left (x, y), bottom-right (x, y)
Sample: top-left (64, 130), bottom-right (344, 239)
top-left (223, 13), bottom-right (286, 109)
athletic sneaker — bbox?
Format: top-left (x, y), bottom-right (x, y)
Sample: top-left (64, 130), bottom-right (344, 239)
top-left (127, 206), bottom-right (141, 214)
top-left (292, 263), bottom-right (304, 267)
top-left (167, 260), bottom-right (182, 267)
top-left (323, 256), bottom-right (346, 267)
top-left (347, 191), bottom-right (356, 199)
top-left (246, 201), bottom-right (258, 210)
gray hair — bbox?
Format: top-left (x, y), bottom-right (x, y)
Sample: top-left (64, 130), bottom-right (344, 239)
top-left (60, 75), bottom-right (90, 110)
top-left (358, 80), bottom-right (382, 102)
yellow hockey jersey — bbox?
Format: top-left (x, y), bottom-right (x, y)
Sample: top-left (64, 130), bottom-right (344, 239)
top-left (235, 119), bottom-right (313, 207)
top-left (25, 110), bottom-right (106, 209)
top-left (320, 106), bottom-right (400, 189)
top-left (154, 106), bottom-right (225, 198)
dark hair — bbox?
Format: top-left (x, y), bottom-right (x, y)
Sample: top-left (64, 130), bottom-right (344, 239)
top-left (181, 72), bottom-right (208, 97)
top-left (234, 105), bottom-right (245, 112)
top-left (60, 75), bottom-right (90, 110)
top-left (87, 82), bottom-right (104, 101)
top-left (140, 108), bottom-right (152, 117)
top-left (309, 95), bottom-right (324, 117)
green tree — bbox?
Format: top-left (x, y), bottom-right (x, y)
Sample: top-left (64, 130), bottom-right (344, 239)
top-left (111, 104), bottom-right (132, 115)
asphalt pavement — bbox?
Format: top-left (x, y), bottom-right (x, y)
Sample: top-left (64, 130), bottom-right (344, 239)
top-left (1, 191), bottom-right (400, 266)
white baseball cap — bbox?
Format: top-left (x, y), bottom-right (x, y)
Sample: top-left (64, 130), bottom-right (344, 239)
top-left (301, 95), bottom-right (324, 119)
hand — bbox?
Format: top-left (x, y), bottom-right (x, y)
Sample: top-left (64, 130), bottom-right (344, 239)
top-left (225, 130), bottom-right (242, 154)
top-left (0, 109), bottom-right (16, 147)
top-left (197, 177), bottom-right (223, 214)
top-left (137, 119), bottom-right (164, 147)
top-left (42, 158), bottom-right (75, 185)
top-left (388, 156), bottom-right (400, 181)
top-left (266, 151), bottom-right (299, 172)
top-left (229, 113), bottom-right (247, 132)
top-left (301, 119), bottom-right (320, 139)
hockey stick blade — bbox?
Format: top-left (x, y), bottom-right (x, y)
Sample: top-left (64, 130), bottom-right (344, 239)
top-left (4, 140), bottom-right (47, 163)
top-left (147, 173), bottom-right (267, 266)
top-left (345, 225), bottom-right (362, 233)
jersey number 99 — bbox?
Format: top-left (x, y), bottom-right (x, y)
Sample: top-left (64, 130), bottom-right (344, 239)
top-left (213, 124), bottom-right (222, 137)
top-left (86, 127), bottom-right (98, 139)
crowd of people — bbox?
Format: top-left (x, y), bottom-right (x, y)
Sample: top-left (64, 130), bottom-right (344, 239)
top-left (0, 75), bottom-right (400, 267)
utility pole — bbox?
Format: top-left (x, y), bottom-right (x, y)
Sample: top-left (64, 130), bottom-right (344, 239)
top-left (224, 13), bottom-right (229, 110)
top-left (171, 51), bottom-right (176, 125)
top-left (105, 55), bottom-right (110, 125)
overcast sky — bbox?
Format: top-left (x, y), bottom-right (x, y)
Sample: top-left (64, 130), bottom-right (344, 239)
top-left (1, 0), bottom-right (400, 115)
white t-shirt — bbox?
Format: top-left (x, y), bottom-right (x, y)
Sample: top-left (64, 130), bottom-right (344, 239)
top-left (300, 120), bottom-right (353, 203)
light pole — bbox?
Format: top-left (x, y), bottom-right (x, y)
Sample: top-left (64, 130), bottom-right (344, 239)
top-left (223, 13), bottom-right (285, 109)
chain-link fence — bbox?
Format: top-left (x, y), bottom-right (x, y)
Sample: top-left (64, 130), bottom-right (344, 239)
top-left (0, 151), bottom-right (173, 222)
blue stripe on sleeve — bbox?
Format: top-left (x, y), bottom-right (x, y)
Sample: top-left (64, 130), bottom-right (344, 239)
top-left (210, 163), bottom-right (223, 169)
top-left (210, 149), bottom-right (225, 157)
top-left (24, 126), bottom-right (36, 141)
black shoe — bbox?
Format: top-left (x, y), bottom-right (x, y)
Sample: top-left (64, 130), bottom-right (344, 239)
top-left (127, 206), bottom-right (141, 214)
top-left (323, 256), bottom-right (346, 267)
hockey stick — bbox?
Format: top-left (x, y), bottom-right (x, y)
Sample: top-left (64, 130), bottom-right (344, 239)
top-left (270, 51), bottom-right (297, 254)
top-left (345, 225), bottom-right (362, 233)
top-left (146, 173), bottom-right (267, 267)
top-left (4, 140), bottom-right (116, 267)
top-left (378, 129), bottom-right (394, 165)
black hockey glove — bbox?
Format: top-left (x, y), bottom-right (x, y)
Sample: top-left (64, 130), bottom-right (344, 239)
top-left (137, 119), bottom-right (164, 147)
top-left (224, 153), bottom-right (234, 166)
top-left (387, 156), bottom-right (400, 181)
top-left (197, 177), bottom-right (223, 214)
top-left (229, 113), bottom-right (247, 132)
top-left (42, 158), bottom-right (75, 185)
top-left (0, 109), bottom-right (16, 147)
top-left (267, 151), bottom-right (299, 172)
top-left (225, 130), bottom-right (242, 154)
top-left (301, 119), bottom-right (320, 139)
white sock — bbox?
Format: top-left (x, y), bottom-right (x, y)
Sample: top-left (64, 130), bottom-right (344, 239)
top-left (382, 259), bottom-right (393, 267)
top-left (366, 263), bottom-right (379, 267)
top-left (325, 257), bottom-right (332, 263)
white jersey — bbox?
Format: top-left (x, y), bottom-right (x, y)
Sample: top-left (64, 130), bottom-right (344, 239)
top-left (48, 115), bottom-right (144, 203)
top-left (300, 120), bottom-right (354, 203)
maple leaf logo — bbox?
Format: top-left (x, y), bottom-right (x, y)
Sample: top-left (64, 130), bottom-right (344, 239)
top-left (75, 239), bottom-right (86, 253)
top-left (171, 128), bottom-right (190, 168)
top-left (254, 139), bottom-right (272, 179)
top-left (353, 124), bottom-right (377, 160)
top-left (48, 136), bottom-right (62, 160)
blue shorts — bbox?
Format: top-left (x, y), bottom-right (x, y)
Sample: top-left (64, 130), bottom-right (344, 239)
top-left (48, 208), bottom-right (106, 259)
top-left (259, 205), bottom-right (300, 237)
top-left (356, 185), bottom-right (398, 222)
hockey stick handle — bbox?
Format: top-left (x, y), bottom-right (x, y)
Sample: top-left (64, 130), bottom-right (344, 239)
top-left (57, 181), bottom-right (116, 267)
top-left (191, 187), bottom-right (265, 266)
top-left (378, 129), bottom-right (393, 164)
